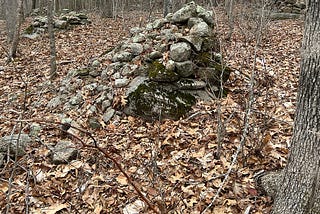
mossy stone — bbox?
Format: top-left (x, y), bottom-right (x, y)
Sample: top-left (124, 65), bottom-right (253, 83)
top-left (148, 61), bottom-right (179, 82)
top-left (126, 82), bottom-right (196, 121)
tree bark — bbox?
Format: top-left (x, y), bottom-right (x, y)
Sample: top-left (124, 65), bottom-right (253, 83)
top-left (8, 0), bottom-right (23, 61)
top-left (271, 0), bottom-right (320, 213)
top-left (47, 0), bottom-right (57, 79)
top-left (163, 0), bottom-right (172, 17)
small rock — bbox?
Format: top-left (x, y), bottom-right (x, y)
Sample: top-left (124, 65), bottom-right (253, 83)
top-left (132, 33), bottom-right (146, 43)
top-left (102, 100), bottom-right (111, 112)
top-left (69, 93), bottom-right (83, 105)
top-left (52, 141), bottom-right (78, 164)
top-left (54, 19), bottom-right (68, 29)
top-left (122, 43), bottom-right (144, 56)
top-left (92, 59), bottom-right (100, 67)
top-left (112, 51), bottom-right (133, 62)
top-left (30, 123), bottom-right (41, 137)
top-left (0, 134), bottom-right (31, 157)
top-left (115, 78), bottom-right (130, 87)
top-left (47, 96), bottom-right (64, 109)
top-left (0, 153), bottom-right (4, 167)
top-left (103, 108), bottom-right (115, 123)
top-left (148, 51), bottom-right (163, 60)
top-left (171, 1), bottom-right (196, 23)
top-left (88, 117), bottom-right (101, 129)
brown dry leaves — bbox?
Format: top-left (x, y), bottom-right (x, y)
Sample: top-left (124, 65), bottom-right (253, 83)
top-left (0, 7), bottom-right (303, 214)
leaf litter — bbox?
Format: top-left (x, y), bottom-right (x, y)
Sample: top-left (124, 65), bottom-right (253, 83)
top-left (0, 7), bottom-right (302, 214)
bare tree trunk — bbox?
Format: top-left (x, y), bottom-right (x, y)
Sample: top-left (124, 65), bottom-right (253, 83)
top-left (101, 0), bottom-right (113, 18)
top-left (8, 0), bottom-right (23, 61)
top-left (271, 0), bottom-right (320, 213)
top-left (47, 0), bottom-right (57, 79)
top-left (163, 0), bottom-right (172, 17)
top-left (225, 0), bottom-right (234, 40)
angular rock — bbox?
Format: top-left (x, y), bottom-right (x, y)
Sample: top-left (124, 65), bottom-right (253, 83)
top-left (188, 17), bottom-right (204, 28)
top-left (103, 108), bottom-right (115, 123)
top-left (175, 78), bottom-right (206, 90)
top-left (148, 61), bottom-right (179, 82)
top-left (179, 35), bottom-right (203, 52)
top-left (198, 11), bottom-right (215, 28)
top-left (175, 61), bottom-right (194, 77)
top-left (170, 42), bottom-right (192, 62)
top-left (125, 82), bottom-right (196, 121)
top-left (47, 96), bottom-right (64, 109)
top-left (115, 78), bottom-right (130, 87)
top-left (122, 43), bottom-right (144, 56)
top-left (52, 141), bottom-right (78, 164)
top-left (126, 76), bottom-right (148, 96)
top-left (152, 18), bottom-right (168, 29)
top-left (132, 33), bottom-right (146, 43)
top-left (69, 93), bottom-right (83, 105)
top-left (0, 134), bottom-right (31, 157)
top-left (171, 1), bottom-right (197, 23)
top-left (54, 19), bottom-right (68, 29)
top-left (88, 117), bottom-right (101, 129)
top-left (190, 22), bottom-right (210, 37)
top-left (112, 51), bottom-right (133, 62)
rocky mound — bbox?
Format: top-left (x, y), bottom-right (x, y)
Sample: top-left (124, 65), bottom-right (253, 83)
top-left (103, 1), bottom-right (231, 121)
top-left (24, 10), bottom-right (91, 36)
top-left (46, 1), bottom-right (232, 125)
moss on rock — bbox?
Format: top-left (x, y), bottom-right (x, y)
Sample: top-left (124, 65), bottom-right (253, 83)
top-left (148, 61), bottom-right (179, 82)
top-left (126, 82), bottom-right (196, 120)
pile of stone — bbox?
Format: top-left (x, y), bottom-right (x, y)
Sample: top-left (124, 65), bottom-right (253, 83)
top-left (45, 2), bottom-right (231, 124)
top-left (103, 1), bottom-right (231, 120)
top-left (272, 0), bottom-right (306, 14)
top-left (25, 11), bottom-right (91, 35)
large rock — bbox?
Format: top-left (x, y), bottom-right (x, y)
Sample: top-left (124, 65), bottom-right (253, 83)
top-left (0, 134), bottom-right (32, 157)
top-left (171, 1), bottom-right (197, 23)
top-left (51, 141), bottom-right (78, 164)
top-left (170, 42), bottom-right (192, 62)
top-left (148, 61), bottom-right (180, 82)
top-left (125, 82), bottom-right (196, 120)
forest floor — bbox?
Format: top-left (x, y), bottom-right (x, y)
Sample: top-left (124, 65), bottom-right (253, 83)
top-left (0, 5), bottom-right (303, 214)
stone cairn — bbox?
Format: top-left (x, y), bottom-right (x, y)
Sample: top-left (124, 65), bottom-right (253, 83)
top-left (104, 1), bottom-right (231, 121)
top-left (25, 10), bottom-right (91, 35)
top-left (272, 0), bottom-right (306, 14)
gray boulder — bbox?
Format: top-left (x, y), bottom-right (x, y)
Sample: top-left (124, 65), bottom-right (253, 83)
top-left (125, 82), bottom-right (196, 121)
top-left (171, 1), bottom-right (197, 23)
top-left (175, 61), bottom-right (194, 77)
top-left (52, 141), bottom-right (78, 164)
top-left (112, 51), bottom-right (133, 62)
top-left (103, 108), bottom-right (115, 123)
top-left (0, 134), bottom-right (31, 157)
top-left (170, 42), bottom-right (192, 62)
top-left (190, 22), bottom-right (210, 37)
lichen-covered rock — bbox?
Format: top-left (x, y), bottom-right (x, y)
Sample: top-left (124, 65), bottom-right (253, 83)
top-left (0, 134), bottom-right (32, 157)
top-left (190, 22), bottom-right (210, 37)
top-left (175, 61), bottom-right (194, 77)
top-left (125, 82), bottom-right (196, 120)
top-left (175, 78), bottom-right (206, 90)
top-left (122, 43), bottom-right (144, 56)
top-left (148, 61), bottom-right (180, 82)
top-left (112, 51), bottom-right (133, 62)
top-left (179, 35), bottom-right (203, 52)
top-left (171, 1), bottom-right (197, 23)
top-left (51, 141), bottom-right (78, 164)
top-left (170, 42), bottom-right (192, 62)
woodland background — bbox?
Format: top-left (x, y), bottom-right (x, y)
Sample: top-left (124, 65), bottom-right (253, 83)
top-left (0, 0), bottom-right (304, 213)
